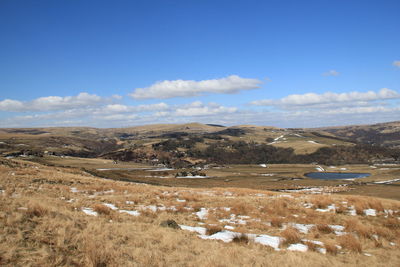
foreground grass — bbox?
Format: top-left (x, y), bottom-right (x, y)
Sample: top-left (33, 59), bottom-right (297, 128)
top-left (0, 158), bottom-right (399, 266)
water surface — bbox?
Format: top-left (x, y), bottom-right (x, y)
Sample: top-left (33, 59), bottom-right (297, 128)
top-left (305, 172), bottom-right (370, 180)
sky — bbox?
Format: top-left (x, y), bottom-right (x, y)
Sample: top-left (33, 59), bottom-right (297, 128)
top-left (0, 0), bottom-right (399, 128)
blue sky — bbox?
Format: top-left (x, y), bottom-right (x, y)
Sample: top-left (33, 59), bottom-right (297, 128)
top-left (0, 0), bottom-right (399, 128)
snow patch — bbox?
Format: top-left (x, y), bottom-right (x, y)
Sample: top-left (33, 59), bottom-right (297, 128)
top-left (82, 207), bottom-right (98, 216)
top-left (196, 208), bottom-right (208, 220)
top-left (119, 210), bottom-right (140, 216)
top-left (364, 209), bottom-right (376, 216)
top-left (103, 203), bottom-right (118, 210)
top-left (287, 243), bottom-right (308, 252)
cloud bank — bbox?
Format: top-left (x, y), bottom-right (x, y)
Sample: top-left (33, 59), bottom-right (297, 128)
top-left (0, 92), bottom-right (106, 112)
top-left (251, 88), bottom-right (400, 107)
top-left (129, 75), bottom-right (262, 99)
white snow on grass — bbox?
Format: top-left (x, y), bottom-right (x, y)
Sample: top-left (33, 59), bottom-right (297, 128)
top-left (316, 204), bottom-right (336, 213)
top-left (224, 225), bottom-right (235, 230)
top-left (82, 207), bottom-right (98, 216)
top-left (329, 225), bottom-right (345, 232)
top-left (287, 243), bottom-right (308, 252)
top-left (195, 208), bottom-right (208, 220)
top-left (176, 199), bottom-right (186, 202)
top-left (103, 203), bottom-right (118, 210)
top-left (219, 214), bottom-right (247, 225)
top-left (307, 141), bottom-right (318, 144)
top-left (179, 225), bottom-right (207, 235)
top-left (254, 234), bottom-right (282, 250)
top-left (374, 178), bottom-right (400, 184)
top-left (259, 164), bottom-right (267, 168)
top-left (315, 165), bottom-right (325, 172)
top-left (199, 231), bottom-right (240, 243)
top-left (348, 206), bottom-right (357, 216)
top-left (125, 201), bottom-right (134, 205)
top-left (119, 210), bottom-right (140, 216)
top-left (364, 209), bottom-right (377, 216)
top-left (70, 187), bottom-right (79, 193)
top-left (290, 223), bottom-right (315, 234)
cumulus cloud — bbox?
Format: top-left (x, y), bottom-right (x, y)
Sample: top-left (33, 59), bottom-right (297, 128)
top-left (251, 88), bottom-right (400, 107)
top-left (174, 101), bottom-right (237, 117)
top-left (393, 60), bottom-right (400, 67)
top-left (322, 70), bottom-right (340, 76)
top-left (129, 75), bottom-right (262, 99)
top-left (101, 103), bottom-right (169, 114)
top-left (0, 92), bottom-right (105, 112)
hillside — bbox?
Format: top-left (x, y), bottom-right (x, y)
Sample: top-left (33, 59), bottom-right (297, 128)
top-left (0, 158), bottom-right (399, 266)
top-left (2, 122), bottom-right (399, 168)
top-left (318, 121), bottom-right (400, 149)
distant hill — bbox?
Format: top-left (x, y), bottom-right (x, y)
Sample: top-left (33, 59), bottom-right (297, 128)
top-left (0, 121), bottom-right (399, 165)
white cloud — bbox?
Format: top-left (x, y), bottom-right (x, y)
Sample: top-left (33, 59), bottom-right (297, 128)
top-left (101, 103), bottom-right (169, 114)
top-left (0, 92), bottom-right (105, 112)
top-left (174, 101), bottom-right (237, 117)
top-left (0, 99), bottom-right (25, 111)
top-left (129, 75), bottom-right (262, 99)
top-left (322, 70), bottom-right (340, 76)
top-left (393, 60), bottom-right (400, 67)
top-left (251, 88), bottom-right (400, 107)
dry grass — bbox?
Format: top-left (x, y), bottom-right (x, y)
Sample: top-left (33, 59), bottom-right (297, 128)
top-left (338, 234), bottom-right (362, 253)
top-left (303, 241), bottom-right (319, 252)
top-left (311, 195), bottom-right (332, 209)
top-left (334, 204), bottom-right (346, 214)
top-left (206, 225), bottom-right (223, 235)
top-left (315, 224), bottom-right (334, 234)
top-left (92, 204), bottom-right (111, 216)
top-left (324, 240), bottom-right (338, 255)
top-left (270, 216), bottom-right (284, 228)
top-left (26, 203), bottom-right (48, 218)
top-left (1, 158), bottom-right (400, 266)
top-left (383, 217), bottom-right (400, 230)
top-left (281, 227), bottom-right (301, 245)
top-left (232, 233), bottom-right (249, 244)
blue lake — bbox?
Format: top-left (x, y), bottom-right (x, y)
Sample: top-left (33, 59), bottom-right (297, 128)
top-left (305, 172), bottom-right (371, 180)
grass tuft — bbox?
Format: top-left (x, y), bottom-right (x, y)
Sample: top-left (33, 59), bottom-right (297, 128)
top-left (338, 234), bottom-right (362, 253)
top-left (92, 204), bottom-right (111, 216)
top-left (281, 227), bottom-right (301, 245)
top-left (206, 225), bottom-right (223, 235)
top-left (232, 233), bottom-right (249, 244)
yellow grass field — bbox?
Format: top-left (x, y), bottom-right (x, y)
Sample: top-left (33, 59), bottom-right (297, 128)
top-left (1, 157), bottom-right (399, 266)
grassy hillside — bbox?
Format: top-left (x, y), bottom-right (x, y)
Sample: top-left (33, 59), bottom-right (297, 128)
top-left (0, 158), bottom-right (399, 266)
